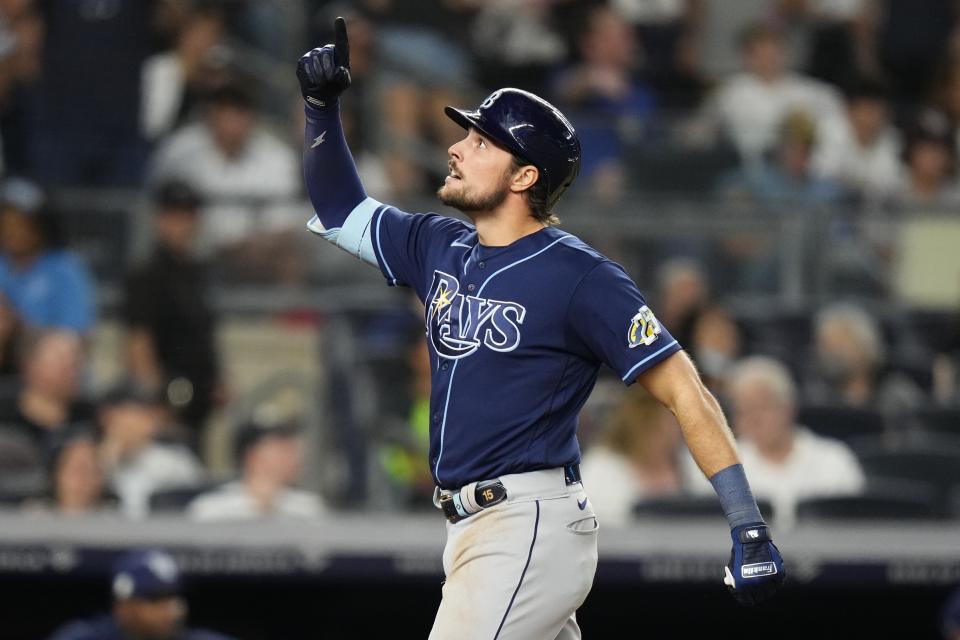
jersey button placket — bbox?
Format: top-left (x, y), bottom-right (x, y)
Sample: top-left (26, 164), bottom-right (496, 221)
top-left (467, 283), bottom-right (476, 292)
top-left (478, 261), bottom-right (485, 269)
top-left (440, 362), bottom-right (449, 372)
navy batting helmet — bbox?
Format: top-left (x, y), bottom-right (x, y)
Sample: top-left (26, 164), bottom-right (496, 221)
top-left (445, 88), bottom-right (581, 211)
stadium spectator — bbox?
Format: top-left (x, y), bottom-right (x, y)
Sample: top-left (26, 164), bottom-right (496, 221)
top-left (717, 110), bottom-right (844, 290)
top-left (934, 60), bottom-right (960, 158)
top-left (893, 109), bottom-right (960, 209)
top-left (0, 0), bottom-right (44, 174)
top-left (23, 425), bottom-right (115, 515)
top-left (378, 333), bottom-right (433, 509)
top-left (30, 0), bottom-right (152, 186)
top-left (876, 0), bottom-right (958, 107)
top-left (188, 418), bottom-right (324, 521)
top-left (0, 421), bottom-right (43, 500)
top-left (0, 329), bottom-right (91, 451)
top-left (719, 110), bottom-right (845, 205)
top-left (148, 83), bottom-right (301, 269)
top-left (344, 0), bottom-right (473, 199)
top-left (553, 3), bottom-right (657, 200)
top-left (123, 181), bottom-right (221, 441)
top-left (0, 177), bottom-right (95, 333)
top-left (470, 0), bottom-right (568, 95)
top-left (688, 304), bottom-right (743, 396)
top-left (47, 549), bottom-right (237, 640)
top-left (689, 355), bottom-right (865, 528)
top-left (654, 257), bottom-right (709, 348)
top-left (581, 387), bottom-right (685, 527)
top-left (610, 0), bottom-right (708, 110)
top-left (801, 0), bottom-right (880, 88)
top-left (97, 383), bottom-right (204, 519)
top-left (0, 292), bottom-right (23, 377)
top-left (140, 5), bottom-right (227, 141)
top-left (707, 22), bottom-right (842, 164)
top-left (812, 77), bottom-right (901, 203)
top-left (804, 302), bottom-right (924, 414)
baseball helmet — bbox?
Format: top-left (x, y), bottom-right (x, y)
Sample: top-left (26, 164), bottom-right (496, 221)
top-left (445, 88), bottom-right (581, 211)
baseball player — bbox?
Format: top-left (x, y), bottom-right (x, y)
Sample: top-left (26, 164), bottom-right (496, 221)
top-left (298, 18), bottom-right (784, 639)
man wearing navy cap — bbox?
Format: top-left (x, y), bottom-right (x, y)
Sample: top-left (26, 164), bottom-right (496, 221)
top-left (48, 549), bottom-right (235, 640)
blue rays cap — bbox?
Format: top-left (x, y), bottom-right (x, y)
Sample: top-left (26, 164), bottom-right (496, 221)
top-left (112, 549), bottom-right (182, 600)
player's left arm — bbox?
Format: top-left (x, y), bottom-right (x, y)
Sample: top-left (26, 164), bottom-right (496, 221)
top-left (635, 351), bottom-right (737, 477)
top-left (636, 352), bottom-right (786, 605)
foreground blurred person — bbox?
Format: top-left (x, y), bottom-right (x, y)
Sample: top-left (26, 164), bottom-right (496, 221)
top-left (48, 549), bottom-right (236, 640)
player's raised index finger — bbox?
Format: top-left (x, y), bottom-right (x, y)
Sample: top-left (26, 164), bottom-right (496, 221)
top-left (334, 16), bottom-right (349, 68)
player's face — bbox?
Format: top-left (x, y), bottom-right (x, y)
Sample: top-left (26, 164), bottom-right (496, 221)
top-left (115, 596), bottom-right (186, 640)
top-left (437, 128), bottom-right (514, 214)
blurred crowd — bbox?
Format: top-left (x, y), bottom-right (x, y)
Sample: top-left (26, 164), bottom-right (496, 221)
top-left (0, 0), bottom-right (954, 532)
top-left (3, 1), bottom-right (960, 207)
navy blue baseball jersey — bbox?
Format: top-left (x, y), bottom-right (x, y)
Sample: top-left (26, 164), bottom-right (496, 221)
top-left (370, 207), bottom-right (681, 488)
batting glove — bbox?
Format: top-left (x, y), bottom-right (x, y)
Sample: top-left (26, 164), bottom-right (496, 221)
top-left (723, 523), bottom-right (785, 605)
top-left (297, 16), bottom-right (351, 109)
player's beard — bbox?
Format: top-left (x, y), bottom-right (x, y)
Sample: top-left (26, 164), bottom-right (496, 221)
top-left (437, 172), bottom-right (510, 214)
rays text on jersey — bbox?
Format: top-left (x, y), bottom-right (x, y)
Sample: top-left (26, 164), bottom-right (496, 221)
top-left (426, 270), bottom-right (526, 359)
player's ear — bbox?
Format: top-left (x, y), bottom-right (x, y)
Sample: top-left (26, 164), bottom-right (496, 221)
top-left (510, 164), bottom-right (539, 194)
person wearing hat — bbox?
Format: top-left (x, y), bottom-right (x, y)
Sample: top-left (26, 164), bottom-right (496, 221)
top-left (47, 549), bottom-right (236, 640)
top-left (187, 417), bottom-right (324, 521)
top-left (0, 177), bottom-right (95, 333)
top-left (97, 382), bottom-right (204, 519)
top-left (123, 180), bottom-right (222, 442)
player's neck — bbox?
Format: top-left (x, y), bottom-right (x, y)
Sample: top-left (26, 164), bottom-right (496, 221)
top-left (471, 206), bottom-right (546, 248)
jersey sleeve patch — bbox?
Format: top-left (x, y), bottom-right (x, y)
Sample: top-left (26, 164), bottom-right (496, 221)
top-left (627, 305), bottom-right (662, 348)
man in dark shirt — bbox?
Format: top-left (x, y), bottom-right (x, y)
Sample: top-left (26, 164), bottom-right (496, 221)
top-left (123, 181), bottom-right (220, 446)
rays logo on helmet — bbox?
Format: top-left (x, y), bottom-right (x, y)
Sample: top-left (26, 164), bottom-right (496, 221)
top-left (628, 305), bottom-right (661, 348)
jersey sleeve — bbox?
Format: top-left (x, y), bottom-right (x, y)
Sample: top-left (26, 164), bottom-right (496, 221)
top-left (369, 206), bottom-right (471, 299)
top-left (567, 260), bottom-right (681, 385)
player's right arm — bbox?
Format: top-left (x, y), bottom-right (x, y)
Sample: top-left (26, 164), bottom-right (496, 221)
top-left (297, 17), bottom-right (381, 265)
top-left (297, 18), bottom-right (468, 298)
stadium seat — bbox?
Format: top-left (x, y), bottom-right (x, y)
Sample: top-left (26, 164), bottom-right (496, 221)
top-left (905, 310), bottom-right (958, 354)
top-left (148, 484), bottom-right (220, 513)
top-left (796, 481), bottom-right (946, 521)
top-left (796, 405), bottom-right (886, 442)
top-left (633, 495), bottom-right (774, 521)
top-left (908, 407), bottom-right (960, 436)
top-left (855, 442), bottom-right (960, 504)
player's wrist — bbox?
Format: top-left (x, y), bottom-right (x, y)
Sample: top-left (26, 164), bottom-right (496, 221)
top-left (304, 99), bottom-right (340, 118)
top-left (709, 463), bottom-right (764, 530)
